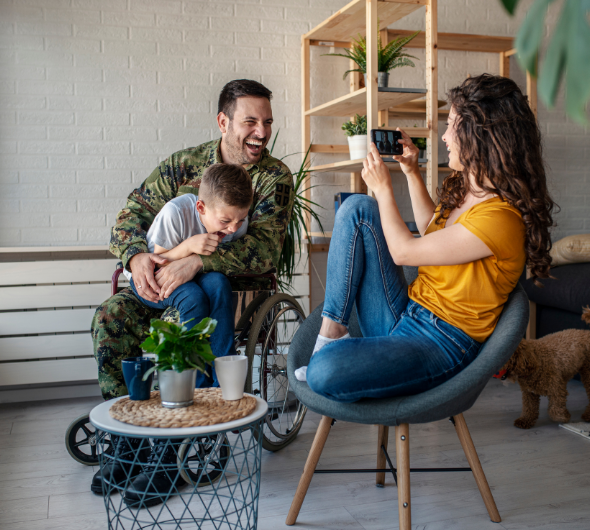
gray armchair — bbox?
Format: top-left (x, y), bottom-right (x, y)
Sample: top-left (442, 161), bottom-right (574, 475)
top-left (285, 266), bottom-right (529, 529)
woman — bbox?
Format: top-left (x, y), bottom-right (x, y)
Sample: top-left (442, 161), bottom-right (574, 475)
top-left (295, 74), bottom-right (556, 403)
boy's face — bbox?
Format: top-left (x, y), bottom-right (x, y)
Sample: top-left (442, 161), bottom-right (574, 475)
top-left (196, 200), bottom-right (249, 238)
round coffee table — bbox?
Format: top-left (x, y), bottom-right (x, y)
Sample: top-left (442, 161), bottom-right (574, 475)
top-left (90, 394), bottom-right (268, 530)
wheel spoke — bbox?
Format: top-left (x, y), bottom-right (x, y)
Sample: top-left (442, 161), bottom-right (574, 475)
top-left (80, 424), bottom-right (93, 437)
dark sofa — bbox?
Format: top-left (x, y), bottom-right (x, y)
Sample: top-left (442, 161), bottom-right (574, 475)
top-left (520, 262), bottom-right (590, 338)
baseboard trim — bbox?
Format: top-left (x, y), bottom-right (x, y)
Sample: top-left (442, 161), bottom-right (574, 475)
top-left (0, 380), bottom-right (102, 403)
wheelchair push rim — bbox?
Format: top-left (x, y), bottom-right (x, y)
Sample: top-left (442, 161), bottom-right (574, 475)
top-left (245, 293), bottom-right (307, 452)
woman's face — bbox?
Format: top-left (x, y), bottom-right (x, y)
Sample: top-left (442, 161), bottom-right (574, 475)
top-left (442, 107), bottom-right (464, 171)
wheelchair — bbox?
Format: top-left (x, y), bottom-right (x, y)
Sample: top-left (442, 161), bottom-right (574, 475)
top-left (65, 263), bottom-right (308, 470)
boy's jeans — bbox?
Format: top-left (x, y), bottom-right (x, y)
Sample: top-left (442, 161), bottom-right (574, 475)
top-left (307, 195), bottom-right (482, 403)
top-left (131, 272), bottom-right (234, 388)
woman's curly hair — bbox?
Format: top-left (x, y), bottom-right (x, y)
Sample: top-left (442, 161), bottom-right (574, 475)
top-left (437, 74), bottom-right (557, 284)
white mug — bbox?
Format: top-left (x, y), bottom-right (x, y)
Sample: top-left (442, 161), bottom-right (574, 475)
top-left (215, 355), bottom-right (248, 401)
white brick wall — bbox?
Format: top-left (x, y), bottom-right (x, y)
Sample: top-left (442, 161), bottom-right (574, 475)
top-left (0, 0), bottom-right (588, 248)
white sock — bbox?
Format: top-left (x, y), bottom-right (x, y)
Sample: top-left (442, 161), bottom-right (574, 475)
top-left (294, 332), bottom-right (350, 382)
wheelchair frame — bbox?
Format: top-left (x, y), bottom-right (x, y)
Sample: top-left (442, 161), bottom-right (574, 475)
top-left (65, 263), bottom-right (308, 469)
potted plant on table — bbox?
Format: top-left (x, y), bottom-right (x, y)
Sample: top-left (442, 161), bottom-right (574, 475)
top-left (140, 317), bottom-right (217, 409)
top-left (323, 30), bottom-right (419, 88)
top-left (342, 114), bottom-right (368, 160)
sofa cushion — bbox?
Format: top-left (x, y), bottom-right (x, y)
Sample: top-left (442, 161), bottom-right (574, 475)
top-left (551, 234), bottom-right (590, 267)
top-left (522, 262), bottom-right (590, 315)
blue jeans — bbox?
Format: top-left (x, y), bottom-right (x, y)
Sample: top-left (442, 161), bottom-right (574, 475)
top-left (131, 272), bottom-right (234, 388)
top-left (307, 195), bottom-right (481, 403)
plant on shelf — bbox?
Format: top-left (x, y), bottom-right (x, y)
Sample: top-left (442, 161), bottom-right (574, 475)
top-left (268, 132), bottom-right (325, 292)
top-left (411, 136), bottom-right (427, 159)
top-left (141, 317), bottom-right (217, 408)
top-left (342, 114), bottom-right (368, 160)
top-left (323, 30), bottom-right (420, 87)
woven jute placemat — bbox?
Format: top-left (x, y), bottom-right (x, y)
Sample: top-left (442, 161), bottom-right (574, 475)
top-left (109, 388), bottom-right (257, 428)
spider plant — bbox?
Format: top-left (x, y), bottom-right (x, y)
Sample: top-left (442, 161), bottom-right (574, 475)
top-left (324, 30), bottom-right (420, 80)
top-left (269, 132), bottom-right (325, 292)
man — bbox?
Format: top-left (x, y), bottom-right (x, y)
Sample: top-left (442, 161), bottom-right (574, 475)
top-left (90, 79), bottom-right (293, 504)
top-left (92, 79), bottom-right (293, 400)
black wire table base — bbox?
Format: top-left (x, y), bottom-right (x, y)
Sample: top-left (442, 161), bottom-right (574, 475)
top-left (96, 419), bottom-right (264, 530)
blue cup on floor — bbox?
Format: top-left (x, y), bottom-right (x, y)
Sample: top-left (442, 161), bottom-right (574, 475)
top-left (122, 357), bottom-right (155, 401)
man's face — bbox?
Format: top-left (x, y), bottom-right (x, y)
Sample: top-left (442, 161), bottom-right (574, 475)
top-left (218, 97), bottom-right (273, 165)
top-left (197, 200), bottom-right (249, 238)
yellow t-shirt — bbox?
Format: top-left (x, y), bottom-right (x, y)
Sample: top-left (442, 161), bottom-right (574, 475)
top-left (408, 197), bottom-right (526, 342)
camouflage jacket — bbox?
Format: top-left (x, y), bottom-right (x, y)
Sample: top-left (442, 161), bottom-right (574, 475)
top-left (110, 139), bottom-right (294, 276)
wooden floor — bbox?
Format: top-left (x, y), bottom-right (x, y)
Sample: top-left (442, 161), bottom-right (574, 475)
top-left (0, 378), bottom-right (589, 529)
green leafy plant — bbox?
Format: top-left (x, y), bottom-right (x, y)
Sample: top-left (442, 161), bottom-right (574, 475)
top-left (500, 0), bottom-right (590, 124)
top-left (411, 137), bottom-right (427, 150)
top-left (342, 114), bottom-right (368, 136)
top-left (140, 317), bottom-right (217, 380)
top-left (323, 30), bottom-right (420, 79)
top-left (268, 132), bottom-right (325, 292)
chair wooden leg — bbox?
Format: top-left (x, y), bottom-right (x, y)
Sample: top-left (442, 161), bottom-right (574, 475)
top-left (376, 425), bottom-right (389, 487)
top-left (395, 423), bottom-right (411, 530)
top-left (286, 415), bottom-right (333, 526)
top-left (453, 413), bottom-right (502, 523)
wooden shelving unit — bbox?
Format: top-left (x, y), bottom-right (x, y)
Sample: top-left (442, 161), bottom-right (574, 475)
top-left (302, 0), bottom-right (439, 198)
top-left (301, 0), bottom-right (539, 327)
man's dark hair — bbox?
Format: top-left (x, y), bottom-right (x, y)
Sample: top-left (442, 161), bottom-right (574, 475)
top-left (218, 79), bottom-right (272, 119)
top-left (200, 163), bottom-right (253, 209)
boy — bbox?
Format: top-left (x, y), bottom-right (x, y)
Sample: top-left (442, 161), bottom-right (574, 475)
top-left (124, 162), bottom-right (252, 387)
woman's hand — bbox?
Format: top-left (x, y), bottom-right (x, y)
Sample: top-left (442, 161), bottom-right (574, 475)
top-left (361, 143), bottom-right (394, 195)
top-left (393, 127), bottom-right (420, 177)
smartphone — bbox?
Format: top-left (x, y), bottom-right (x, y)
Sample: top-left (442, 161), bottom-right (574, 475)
top-left (370, 129), bottom-right (403, 156)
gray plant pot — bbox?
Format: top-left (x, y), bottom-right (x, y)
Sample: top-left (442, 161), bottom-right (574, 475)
top-left (158, 368), bottom-right (197, 408)
top-left (363, 72), bottom-right (390, 88)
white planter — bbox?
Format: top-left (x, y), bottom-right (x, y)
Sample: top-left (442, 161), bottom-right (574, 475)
top-left (347, 135), bottom-right (368, 160)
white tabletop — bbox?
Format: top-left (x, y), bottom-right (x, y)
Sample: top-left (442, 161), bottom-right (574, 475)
top-left (89, 394), bottom-right (268, 437)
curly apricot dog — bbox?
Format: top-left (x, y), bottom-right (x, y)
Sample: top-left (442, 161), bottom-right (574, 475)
top-left (500, 307), bottom-right (590, 429)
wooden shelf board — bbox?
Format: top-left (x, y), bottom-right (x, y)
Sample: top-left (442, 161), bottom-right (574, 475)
top-left (388, 107), bottom-right (450, 119)
top-left (388, 98), bottom-right (449, 119)
top-left (310, 31), bottom-right (514, 54)
top-left (309, 158), bottom-right (451, 174)
top-left (306, 87), bottom-right (427, 117)
top-left (310, 144), bottom-right (349, 154)
top-left (305, 0), bottom-right (426, 42)
top-left (388, 29), bottom-right (514, 52)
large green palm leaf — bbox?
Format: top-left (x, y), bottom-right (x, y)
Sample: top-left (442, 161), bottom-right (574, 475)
top-left (269, 134), bottom-right (325, 291)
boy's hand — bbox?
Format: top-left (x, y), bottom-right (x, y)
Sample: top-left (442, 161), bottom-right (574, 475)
top-left (188, 233), bottom-right (221, 256)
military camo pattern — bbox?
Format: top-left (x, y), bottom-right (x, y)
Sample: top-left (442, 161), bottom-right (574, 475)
top-left (110, 138), bottom-right (294, 275)
top-left (91, 288), bottom-right (179, 400)
top-left (93, 139), bottom-right (293, 400)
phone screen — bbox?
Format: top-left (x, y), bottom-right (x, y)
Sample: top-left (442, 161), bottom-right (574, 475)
top-left (371, 129), bottom-right (403, 156)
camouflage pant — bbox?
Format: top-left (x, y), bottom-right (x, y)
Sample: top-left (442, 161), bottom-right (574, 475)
top-left (91, 287), bottom-right (179, 401)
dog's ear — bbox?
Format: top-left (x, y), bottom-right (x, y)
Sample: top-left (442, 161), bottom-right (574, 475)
top-left (582, 306), bottom-right (590, 326)
top-left (513, 341), bottom-right (538, 377)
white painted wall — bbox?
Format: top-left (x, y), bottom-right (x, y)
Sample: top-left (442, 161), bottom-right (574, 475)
top-left (1, 0), bottom-right (588, 251)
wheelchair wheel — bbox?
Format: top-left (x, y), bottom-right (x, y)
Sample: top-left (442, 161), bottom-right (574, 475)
top-left (177, 434), bottom-right (230, 486)
top-left (65, 414), bottom-right (111, 466)
top-left (245, 293), bottom-right (307, 452)
top-left (235, 291), bottom-right (270, 334)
